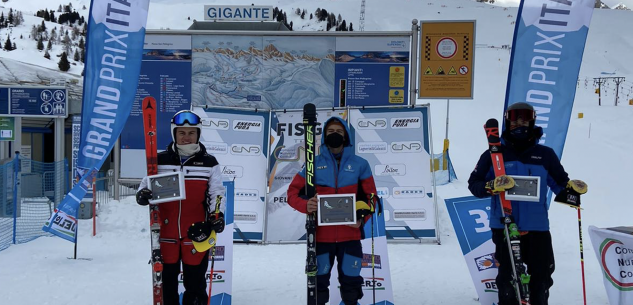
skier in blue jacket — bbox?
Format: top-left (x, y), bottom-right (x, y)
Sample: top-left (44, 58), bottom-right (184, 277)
top-left (468, 102), bottom-right (587, 305)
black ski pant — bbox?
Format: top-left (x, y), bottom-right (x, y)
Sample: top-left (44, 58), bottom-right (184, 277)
top-left (316, 240), bottom-right (364, 305)
top-left (163, 249), bottom-right (209, 305)
top-left (492, 229), bottom-right (555, 305)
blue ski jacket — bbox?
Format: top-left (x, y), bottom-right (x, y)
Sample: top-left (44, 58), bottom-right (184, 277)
top-left (467, 127), bottom-right (570, 231)
top-left (287, 116), bottom-right (377, 242)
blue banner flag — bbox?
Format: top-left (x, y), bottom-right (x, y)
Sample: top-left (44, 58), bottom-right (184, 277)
top-left (43, 0), bottom-right (151, 242)
top-left (504, 0), bottom-right (595, 157)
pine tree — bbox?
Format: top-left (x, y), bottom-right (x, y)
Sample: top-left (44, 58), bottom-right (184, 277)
top-left (0, 12), bottom-right (4, 26)
top-left (78, 37), bottom-right (84, 49)
top-left (8, 8), bottom-right (13, 24)
top-left (80, 48), bottom-right (85, 63)
top-left (12, 42), bottom-right (16, 50)
top-left (47, 39), bottom-right (52, 50)
top-left (310, 13), bottom-right (313, 20)
top-left (74, 48), bottom-right (79, 61)
top-left (58, 52), bottom-right (70, 71)
top-left (44, 49), bottom-right (50, 59)
top-left (50, 11), bottom-right (56, 23)
top-left (58, 5), bottom-right (62, 12)
top-left (82, 5), bottom-right (87, 10)
top-left (349, 22), bottom-right (354, 31)
top-left (40, 20), bottom-right (46, 32)
top-left (44, 10), bottom-right (50, 21)
top-left (4, 36), bottom-right (12, 51)
top-left (37, 36), bottom-right (44, 50)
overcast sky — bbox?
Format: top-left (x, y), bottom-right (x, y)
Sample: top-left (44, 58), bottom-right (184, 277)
top-left (495, 0), bottom-right (632, 8)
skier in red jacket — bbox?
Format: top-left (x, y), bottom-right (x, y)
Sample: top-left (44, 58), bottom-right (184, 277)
top-left (136, 110), bottom-right (225, 305)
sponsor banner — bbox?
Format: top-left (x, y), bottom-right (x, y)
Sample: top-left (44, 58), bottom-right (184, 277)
top-left (589, 226), bottom-right (633, 304)
top-left (504, 0), bottom-right (595, 158)
top-left (196, 107), bottom-right (268, 242)
top-left (266, 109), bottom-right (346, 242)
top-left (357, 141), bottom-right (389, 154)
top-left (445, 196), bottom-right (498, 305)
top-left (330, 210), bottom-right (395, 305)
top-left (335, 36), bottom-right (410, 106)
top-left (179, 181), bottom-right (235, 304)
top-left (349, 107), bottom-right (435, 240)
top-left (43, 0), bottom-right (151, 241)
top-left (120, 34), bottom-right (193, 178)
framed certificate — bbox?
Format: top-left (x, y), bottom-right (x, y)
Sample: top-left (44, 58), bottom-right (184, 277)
top-left (505, 175), bottom-right (540, 202)
top-left (317, 194), bottom-right (356, 226)
top-left (147, 172), bottom-right (186, 204)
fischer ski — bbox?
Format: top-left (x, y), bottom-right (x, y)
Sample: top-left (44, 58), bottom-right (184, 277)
top-left (484, 118), bottom-right (530, 305)
top-left (303, 103), bottom-right (318, 305)
top-left (142, 96), bottom-right (164, 305)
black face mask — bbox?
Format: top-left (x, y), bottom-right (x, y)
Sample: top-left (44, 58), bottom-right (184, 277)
top-left (325, 133), bottom-right (345, 148)
top-left (509, 126), bottom-right (531, 141)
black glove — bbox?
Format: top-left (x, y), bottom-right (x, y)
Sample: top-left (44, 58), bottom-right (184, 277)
top-left (207, 212), bottom-right (225, 233)
top-left (136, 188), bottom-right (152, 206)
top-left (188, 215), bottom-right (225, 242)
top-left (554, 180), bottom-right (587, 208)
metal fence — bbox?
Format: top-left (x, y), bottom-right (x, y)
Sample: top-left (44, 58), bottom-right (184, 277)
top-left (0, 153), bottom-right (68, 252)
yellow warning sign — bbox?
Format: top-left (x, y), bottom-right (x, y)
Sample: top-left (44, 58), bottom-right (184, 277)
top-left (389, 66), bottom-right (405, 87)
top-left (419, 21), bottom-right (475, 99)
top-left (389, 89), bottom-right (405, 104)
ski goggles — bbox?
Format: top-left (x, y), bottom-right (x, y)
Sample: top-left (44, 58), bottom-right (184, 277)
top-left (505, 108), bottom-right (535, 122)
top-left (172, 111), bottom-right (201, 126)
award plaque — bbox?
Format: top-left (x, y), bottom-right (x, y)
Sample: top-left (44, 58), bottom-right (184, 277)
top-left (505, 175), bottom-right (540, 202)
top-left (147, 172), bottom-right (186, 204)
top-left (317, 194), bottom-right (356, 226)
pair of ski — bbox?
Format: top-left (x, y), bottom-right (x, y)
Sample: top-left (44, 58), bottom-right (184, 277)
top-left (484, 118), bottom-right (531, 305)
top-left (142, 96), bottom-right (220, 305)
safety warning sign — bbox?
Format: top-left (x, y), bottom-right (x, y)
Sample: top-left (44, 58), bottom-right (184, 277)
top-left (419, 21), bottom-right (475, 99)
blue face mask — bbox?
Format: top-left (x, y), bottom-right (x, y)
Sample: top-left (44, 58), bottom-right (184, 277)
top-left (509, 126), bottom-right (530, 140)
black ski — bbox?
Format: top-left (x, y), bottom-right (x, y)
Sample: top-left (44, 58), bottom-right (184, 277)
top-left (303, 103), bottom-right (318, 305)
top-left (484, 118), bottom-right (530, 305)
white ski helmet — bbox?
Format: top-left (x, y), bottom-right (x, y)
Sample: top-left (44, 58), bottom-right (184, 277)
top-left (171, 110), bottom-right (202, 144)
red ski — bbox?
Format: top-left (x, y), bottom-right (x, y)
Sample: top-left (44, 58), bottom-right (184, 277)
top-left (142, 96), bottom-right (163, 304)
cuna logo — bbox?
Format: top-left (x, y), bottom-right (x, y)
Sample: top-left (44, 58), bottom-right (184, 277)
top-left (200, 118), bottom-right (230, 130)
top-left (230, 144), bottom-right (261, 156)
top-left (357, 118), bottom-right (387, 129)
top-left (391, 141), bottom-right (422, 153)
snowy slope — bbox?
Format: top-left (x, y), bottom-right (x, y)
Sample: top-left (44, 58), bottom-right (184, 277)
top-left (0, 0), bottom-right (632, 304)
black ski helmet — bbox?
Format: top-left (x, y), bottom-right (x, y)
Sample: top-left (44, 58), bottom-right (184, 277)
top-left (504, 102), bottom-right (536, 131)
top-left (171, 110), bottom-right (202, 144)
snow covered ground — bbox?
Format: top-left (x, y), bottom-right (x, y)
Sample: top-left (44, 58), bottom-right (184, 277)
top-left (0, 0), bottom-right (632, 304)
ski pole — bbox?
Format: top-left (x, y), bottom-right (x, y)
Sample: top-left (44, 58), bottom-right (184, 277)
top-left (576, 207), bottom-right (587, 305)
top-left (371, 195), bottom-right (376, 305)
top-left (207, 195), bottom-right (222, 305)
